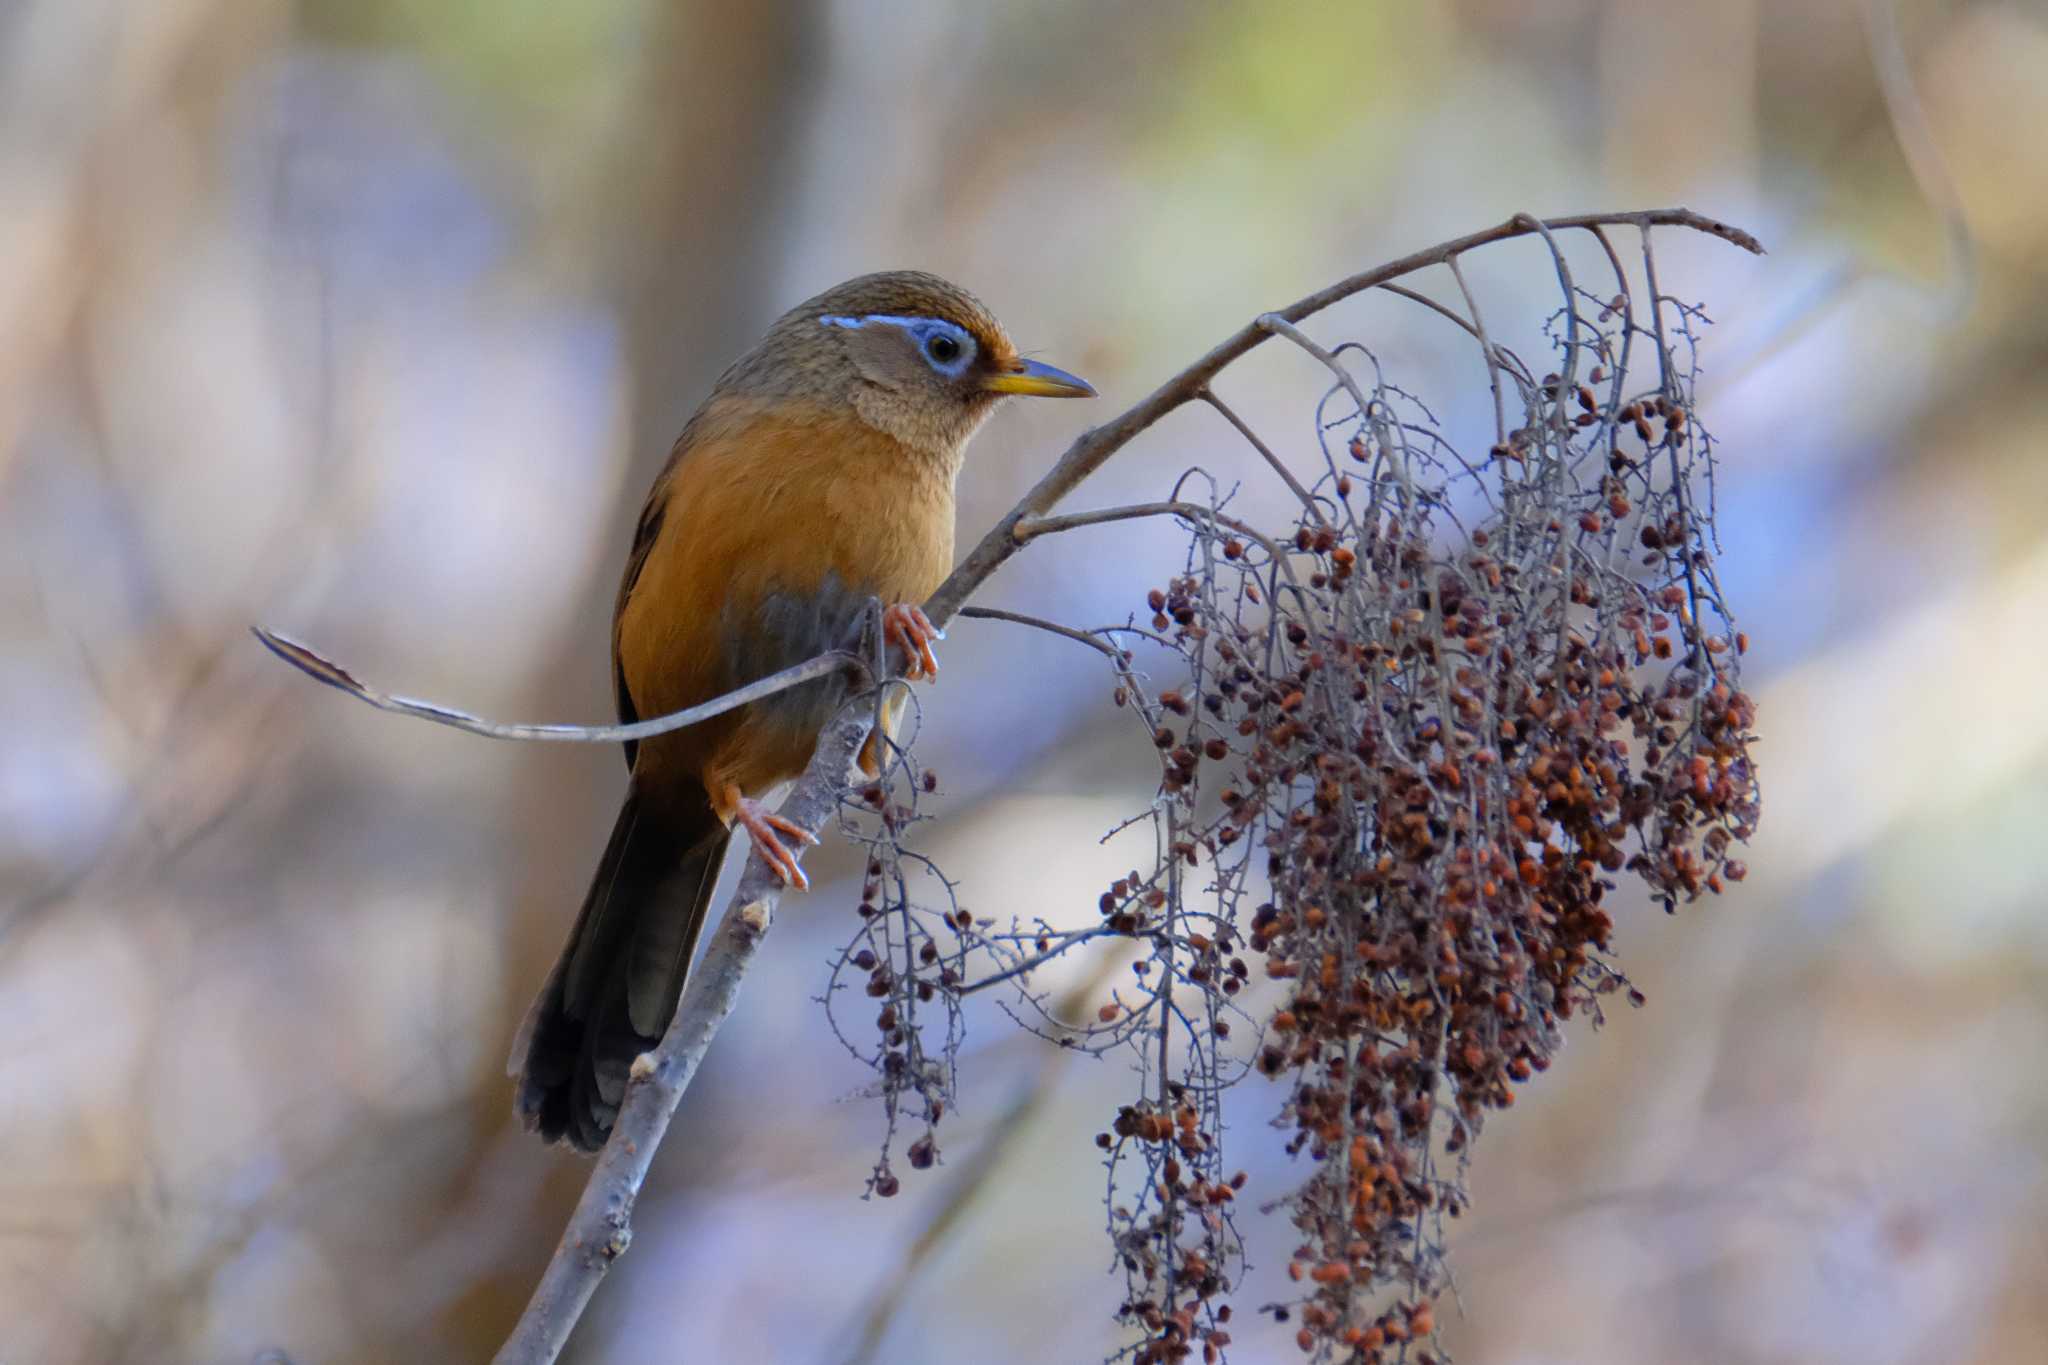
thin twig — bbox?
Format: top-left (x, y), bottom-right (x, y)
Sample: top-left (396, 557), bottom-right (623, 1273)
top-left (250, 626), bottom-right (861, 745)
top-left (1377, 281), bottom-right (1480, 342)
top-left (1015, 500), bottom-right (1290, 567)
top-left (955, 923), bottom-right (1126, 997)
top-left (1257, 314), bottom-right (1422, 515)
top-left (957, 606), bottom-right (1127, 664)
top-left (1199, 387), bottom-right (1326, 521)
top-left (1444, 257), bottom-right (1507, 446)
top-left (842, 942), bottom-right (1133, 1365)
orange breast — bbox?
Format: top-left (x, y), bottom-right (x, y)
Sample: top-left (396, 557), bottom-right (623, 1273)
top-left (616, 397), bottom-right (956, 801)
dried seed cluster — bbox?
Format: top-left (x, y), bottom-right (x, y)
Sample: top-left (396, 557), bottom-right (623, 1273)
top-left (819, 243), bottom-right (1757, 1365)
top-left (822, 690), bottom-right (987, 1201)
top-left (1091, 284), bottom-right (1755, 1362)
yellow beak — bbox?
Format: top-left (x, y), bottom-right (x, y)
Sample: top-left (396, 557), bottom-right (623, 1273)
top-left (982, 357), bottom-right (1096, 398)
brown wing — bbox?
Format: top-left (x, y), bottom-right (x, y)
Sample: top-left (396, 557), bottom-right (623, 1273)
top-left (611, 462), bottom-right (675, 769)
top-left (612, 399), bottom-right (956, 794)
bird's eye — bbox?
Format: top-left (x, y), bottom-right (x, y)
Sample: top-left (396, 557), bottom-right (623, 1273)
top-left (925, 333), bottom-right (962, 364)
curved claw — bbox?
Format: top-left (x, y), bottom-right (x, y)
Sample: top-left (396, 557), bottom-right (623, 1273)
top-left (731, 794), bottom-right (817, 890)
top-left (882, 602), bottom-right (943, 681)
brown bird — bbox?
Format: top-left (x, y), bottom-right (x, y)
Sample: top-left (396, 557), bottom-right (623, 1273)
top-left (512, 271), bottom-right (1093, 1150)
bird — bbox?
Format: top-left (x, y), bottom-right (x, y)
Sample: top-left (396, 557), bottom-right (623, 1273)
top-left (511, 270), bottom-right (1094, 1151)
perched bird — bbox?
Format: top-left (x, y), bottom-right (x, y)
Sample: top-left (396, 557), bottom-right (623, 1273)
top-left (512, 271), bottom-right (1093, 1150)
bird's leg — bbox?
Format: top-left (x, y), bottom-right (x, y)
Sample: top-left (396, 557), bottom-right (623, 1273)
top-left (720, 784), bottom-right (818, 890)
top-left (882, 602), bottom-right (943, 681)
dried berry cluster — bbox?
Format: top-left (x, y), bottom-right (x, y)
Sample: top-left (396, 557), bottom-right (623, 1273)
top-left (818, 235), bottom-right (1757, 1365)
top-left (820, 687), bottom-right (991, 1201)
top-left (1087, 279), bottom-right (1756, 1362)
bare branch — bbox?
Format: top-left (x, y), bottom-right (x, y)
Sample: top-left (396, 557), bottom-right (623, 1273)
top-left (1015, 500), bottom-right (1289, 565)
top-left (251, 626), bottom-right (860, 745)
top-left (1255, 313), bottom-right (1419, 506)
top-left (924, 207), bottom-right (1760, 625)
top-left (956, 606), bottom-right (1127, 664)
top-left (954, 923), bottom-right (1126, 996)
top-left (1198, 388), bottom-right (1326, 521)
top-left (1445, 256), bottom-right (1508, 444)
top-left (490, 699), bottom-right (872, 1365)
top-left (1376, 281), bottom-right (1481, 342)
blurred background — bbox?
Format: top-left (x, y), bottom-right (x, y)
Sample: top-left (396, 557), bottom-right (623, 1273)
top-left (3, 1), bottom-right (2044, 1362)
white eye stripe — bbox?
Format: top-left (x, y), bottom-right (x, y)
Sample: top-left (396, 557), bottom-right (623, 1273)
top-left (820, 313), bottom-right (977, 378)
top-left (820, 313), bottom-right (945, 331)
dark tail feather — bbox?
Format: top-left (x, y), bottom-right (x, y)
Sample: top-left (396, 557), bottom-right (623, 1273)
top-left (512, 785), bottom-right (730, 1152)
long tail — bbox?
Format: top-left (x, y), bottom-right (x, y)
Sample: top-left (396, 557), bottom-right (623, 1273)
top-left (512, 784), bottom-right (729, 1151)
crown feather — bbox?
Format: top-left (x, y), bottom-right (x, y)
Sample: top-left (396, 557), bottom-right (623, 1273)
top-left (790, 270), bottom-right (1014, 364)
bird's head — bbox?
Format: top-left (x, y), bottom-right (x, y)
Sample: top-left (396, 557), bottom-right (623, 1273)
top-left (722, 270), bottom-right (1094, 462)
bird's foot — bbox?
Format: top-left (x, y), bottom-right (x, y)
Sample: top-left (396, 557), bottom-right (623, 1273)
top-left (729, 793), bottom-right (817, 889)
top-left (882, 602), bottom-right (943, 681)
